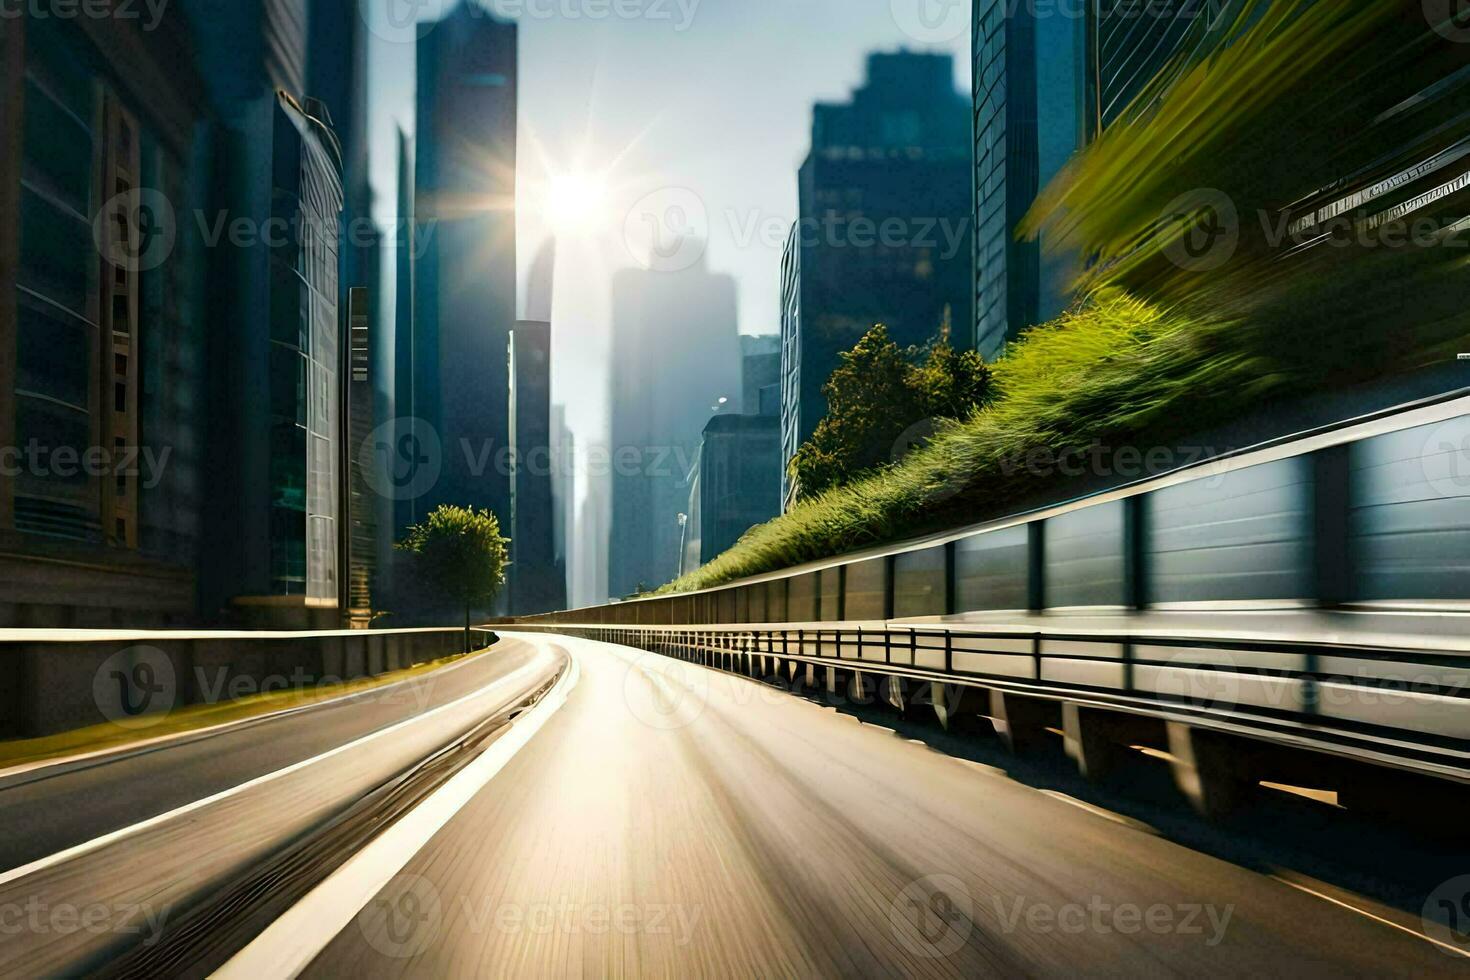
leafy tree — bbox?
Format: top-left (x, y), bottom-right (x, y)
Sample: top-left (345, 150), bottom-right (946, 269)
top-left (790, 319), bottom-right (991, 500)
top-left (397, 505), bottom-right (509, 651)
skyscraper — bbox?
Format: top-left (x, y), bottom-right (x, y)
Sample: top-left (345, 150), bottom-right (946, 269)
top-left (412, 3), bottom-right (518, 533)
top-left (0, 11), bottom-right (209, 626)
top-left (973, 0), bottom-right (1216, 358)
top-left (783, 52), bottom-right (973, 496)
top-left (1093, 1), bottom-right (1221, 131)
top-left (508, 320), bottom-right (564, 614)
top-left (972, 2), bottom-right (1088, 360)
top-left (183, 0), bottom-right (347, 626)
top-left (608, 250), bottom-right (740, 596)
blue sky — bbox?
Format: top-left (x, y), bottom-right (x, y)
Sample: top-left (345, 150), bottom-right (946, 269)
top-left (363, 0), bottom-right (972, 600)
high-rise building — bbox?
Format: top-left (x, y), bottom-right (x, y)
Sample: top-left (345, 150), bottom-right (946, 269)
top-left (184, 0), bottom-right (347, 627)
top-left (1093, 1), bottom-right (1221, 131)
top-left (783, 52), bottom-right (972, 498)
top-left (739, 335), bottom-right (781, 414)
top-left (508, 320), bottom-right (565, 614)
top-left (0, 12), bottom-right (210, 626)
top-left (412, 3), bottom-right (518, 533)
top-left (608, 250), bottom-right (740, 597)
top-left (973, 0), bottom-right (1216, 359)
top-left (698, 414), bottom-right (781, 565)
top-left (972, 2), bottom-right (1089, 360)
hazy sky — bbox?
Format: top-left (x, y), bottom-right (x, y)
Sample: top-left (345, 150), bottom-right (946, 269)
top-left (363, 0), bottom-right (973, 600)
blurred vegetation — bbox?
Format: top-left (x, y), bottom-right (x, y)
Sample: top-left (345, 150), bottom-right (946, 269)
top-left (661, 0), bottom-right (1470, 595)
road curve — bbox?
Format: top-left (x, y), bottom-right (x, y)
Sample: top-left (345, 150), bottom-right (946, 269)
top-left (301, 634), bottom-right (1469, 978)
top-left (0, 639), bottom-right (547, 873)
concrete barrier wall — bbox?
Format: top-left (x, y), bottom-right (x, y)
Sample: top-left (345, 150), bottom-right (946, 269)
top-left (0, 628), bottom-right (497, 739)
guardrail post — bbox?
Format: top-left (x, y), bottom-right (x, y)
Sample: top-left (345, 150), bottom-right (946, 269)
top-left (1313, 445), bottom-right (1352, 608)
top-left (1125, 495), bottom-right (1148, 610)
top-left (1027, 522), bottom-right (1046, 612)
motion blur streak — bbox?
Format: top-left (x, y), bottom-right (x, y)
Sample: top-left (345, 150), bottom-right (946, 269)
top-left (306, 636), bottom-right (1459, 978)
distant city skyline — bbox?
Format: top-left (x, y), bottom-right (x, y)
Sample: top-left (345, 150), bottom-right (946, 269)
top-left (362, 0), bottom-right (971, 600)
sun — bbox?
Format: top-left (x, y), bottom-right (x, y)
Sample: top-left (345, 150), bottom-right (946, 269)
top-left (545, 172), bottom-right (610, 238)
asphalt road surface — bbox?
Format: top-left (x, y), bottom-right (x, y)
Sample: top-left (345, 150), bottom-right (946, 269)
top-left (296, 634), bottom-right (1469, 978)
top-left (0, 639), bottom-right (548, 873)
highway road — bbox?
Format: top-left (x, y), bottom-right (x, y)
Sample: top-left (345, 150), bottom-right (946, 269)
top-left (0, 638), bottom-right (552, 873)
top-left (221, 634), bottom-right (1469, 978)
top-left (0, 639), bottom-right (565, 976)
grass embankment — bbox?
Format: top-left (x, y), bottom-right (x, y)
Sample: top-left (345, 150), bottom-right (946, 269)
top-left (663, 294), bottom-right (1259, 593)
top-left (663, 0), bottom-right (1470, 594)
top-left (0, 646), bottom-right (493, 772)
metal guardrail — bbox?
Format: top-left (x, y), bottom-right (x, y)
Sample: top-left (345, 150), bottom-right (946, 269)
top-left (523, 387), bottom-right (1470, 630)
top-left (512, 621), bottom-right (1470, 790)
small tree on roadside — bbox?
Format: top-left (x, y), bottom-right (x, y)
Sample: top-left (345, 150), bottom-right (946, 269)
top-left (397, 505), bottom-right (510, 651)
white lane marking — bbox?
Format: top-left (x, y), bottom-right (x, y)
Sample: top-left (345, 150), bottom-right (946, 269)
top-left (1272, 874), bottom-right (1470, 960)
top-left (214, 639), bottom-right (580, 979)
top-left (0, 643), bottom-right (505, 787)
top-left (0, 652), bottom-right (556, 890)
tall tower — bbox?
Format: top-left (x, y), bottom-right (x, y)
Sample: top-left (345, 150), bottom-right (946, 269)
top-left (412, 3), bottom-right (519, 532)
top-left (608, 250), bottom-right (740, 597)
top-left (783, 52), bottom-right (973, 495)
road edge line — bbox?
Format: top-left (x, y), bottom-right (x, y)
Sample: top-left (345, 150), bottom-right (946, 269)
top-left (0, 649), bottom-right (555, 889)
top-left (0, 639), bottom-right (506, 790)
top-left (213, 637), bottom-right (581, 979)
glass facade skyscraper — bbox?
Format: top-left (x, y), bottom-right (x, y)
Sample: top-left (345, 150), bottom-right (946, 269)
top-left (782, 52), bottom-right (973, 501)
